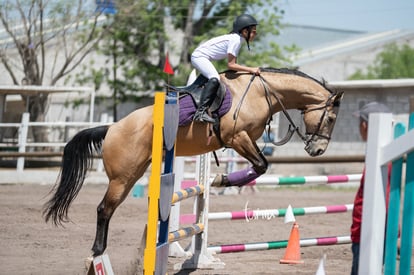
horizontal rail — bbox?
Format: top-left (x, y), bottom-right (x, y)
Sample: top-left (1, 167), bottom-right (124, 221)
top-left (168, 223), bottom-right (204, 243)
top-left (0, 151), bottom-right (365, 163)
top-left (171, 185), bottom-right (204, 204)
top-left (180, 204), bottom-right (354, 224)
top-left (184, 155), bottom-right (366, 163)
top-left (0, 152), bottom-right (63, 158)
top-left (266, 155), bottom-right (365, 163)
top-left (208, 204), bottom-right (354, 221)
top-left (0, 151), bottom-right (102, 158)
top-left (0, 122), bottom-right (110, 127)
top-left (0, 112), bottom-right (112, 171)
top-left (254, 174), bottom-right (362, 185)
top-left (208, 235), bottom-right (351, 254)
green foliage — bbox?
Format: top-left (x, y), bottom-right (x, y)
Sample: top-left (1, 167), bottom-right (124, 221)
top-left (76, 0), bottom-right (296, 119)
top-left (168, 0), bottom-right (290, 70)
top-left (348, 43), bottom-right (414, 80)
top-left (87, 0), bottom-right (167, 96)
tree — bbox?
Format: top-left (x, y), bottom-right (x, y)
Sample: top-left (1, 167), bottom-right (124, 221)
top-left (76, 0), bottom-right (295, 120)
top-left (348, 43), bottom-right (414, 80)
top-left (75, 0), bottom-right (168, 120)
top-left (0, 0), bottom-right (108, 141)
top-left (169, 0), bottom-right (293, 81)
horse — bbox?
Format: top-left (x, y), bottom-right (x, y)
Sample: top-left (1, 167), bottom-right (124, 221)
top-left (43, 68), bottom-right (343, 258)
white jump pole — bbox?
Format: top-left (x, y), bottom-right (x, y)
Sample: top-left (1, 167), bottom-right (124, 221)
top-left (359, 113), bottom-right (393, 274)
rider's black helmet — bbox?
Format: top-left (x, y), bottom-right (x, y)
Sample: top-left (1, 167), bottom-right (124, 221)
top-left (232, 14), bottom-right (258, 33)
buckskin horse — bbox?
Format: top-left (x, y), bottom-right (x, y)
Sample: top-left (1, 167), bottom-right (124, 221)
top-left (43, 68), bottom-right (343, 257)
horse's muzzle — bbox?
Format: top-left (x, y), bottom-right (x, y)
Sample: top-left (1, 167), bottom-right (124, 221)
top-left (304, 138), bottom-right (329, 157)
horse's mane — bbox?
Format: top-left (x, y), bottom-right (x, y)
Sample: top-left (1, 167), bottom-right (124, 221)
top-left (222, 67), bottom-right (334, 94)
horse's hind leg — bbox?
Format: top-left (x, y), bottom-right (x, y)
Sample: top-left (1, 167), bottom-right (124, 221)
top-left (91, 177), bottom-right (136, 256)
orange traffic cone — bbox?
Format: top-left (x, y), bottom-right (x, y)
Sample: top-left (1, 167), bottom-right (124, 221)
top-left (280, 222), bottom-right (304, 264)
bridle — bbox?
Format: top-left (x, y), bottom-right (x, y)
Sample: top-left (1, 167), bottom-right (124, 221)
top-left (300, 92), bottom-right (338, 144)
top-left (230, 73), bottom-right (338, 148)
top-left (258, 75), bottom-right (338, 147)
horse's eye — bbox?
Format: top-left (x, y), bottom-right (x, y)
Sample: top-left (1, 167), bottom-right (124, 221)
top-left (327, 114), bottom-right (336, 123)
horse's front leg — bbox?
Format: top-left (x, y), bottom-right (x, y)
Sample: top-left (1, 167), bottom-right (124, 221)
top-left (212, 132), bottom-right (268, 187)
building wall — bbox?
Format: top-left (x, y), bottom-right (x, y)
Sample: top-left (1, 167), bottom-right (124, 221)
top-left (298, 32), bottom-right (414, 81)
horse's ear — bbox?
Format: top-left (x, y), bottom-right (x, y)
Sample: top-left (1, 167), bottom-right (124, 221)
top-left (333, 91), bottom-right (344, 107)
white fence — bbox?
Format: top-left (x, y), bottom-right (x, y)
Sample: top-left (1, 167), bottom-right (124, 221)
top-left (0, 111), bottom-right (366, 175)
top-left (0, 112), bottom-right (111, 171)
top-left (360, 113), bottom-right (414, 274)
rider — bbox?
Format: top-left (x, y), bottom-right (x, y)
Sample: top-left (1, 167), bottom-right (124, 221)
top-left (191, 14), bottom-right (261, 123)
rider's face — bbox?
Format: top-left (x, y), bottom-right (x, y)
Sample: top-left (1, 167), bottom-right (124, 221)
top-left (242, 26), bottom-right (257, 42)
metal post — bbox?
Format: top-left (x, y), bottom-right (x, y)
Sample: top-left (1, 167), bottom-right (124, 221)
top-left (89, 88), bottom-right (95, 123)
top-left (17, 113), bottom-right (30, 171)
top-left (0, 94), bottom-right (5, 141)
top-left (168, 157), bottom-right (189, 257)
top-left (178, 153), bottom-right (224, 269)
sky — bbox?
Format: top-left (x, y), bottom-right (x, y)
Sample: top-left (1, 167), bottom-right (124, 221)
top-left (277, 0), bottom-right (414, 32)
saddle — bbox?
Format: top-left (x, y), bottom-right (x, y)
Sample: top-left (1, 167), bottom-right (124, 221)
top-left (165, 74), bottom-right (227, 114)
top-left (165, 75), bottom-right (232, 150)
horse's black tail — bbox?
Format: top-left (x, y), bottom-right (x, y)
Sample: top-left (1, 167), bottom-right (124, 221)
top-left (43, 125), bottom-right (109, 226)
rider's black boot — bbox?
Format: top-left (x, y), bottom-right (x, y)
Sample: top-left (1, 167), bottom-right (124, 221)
top-left (193, 77), bottom-right (219, 123)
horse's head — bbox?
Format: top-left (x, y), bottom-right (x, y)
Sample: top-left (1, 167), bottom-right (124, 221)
top-left (302, 91), bottom-right (344, 156)
top-left (222, 68), bottom-right (344, 157)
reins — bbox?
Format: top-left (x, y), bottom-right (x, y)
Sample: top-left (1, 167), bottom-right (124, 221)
top-left (230, 73), bottom-right (308, 147)
top-left (229, 71), bottom-right (335, 148)
top-left (258, 76), bottom-right (308, 145)
top-left (232, 74), bottom-right (257, 120)
top-left (230, 74), bottom-right (257, 146)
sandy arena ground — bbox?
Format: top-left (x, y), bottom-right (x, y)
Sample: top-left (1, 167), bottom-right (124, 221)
top-left (0, 179), bottom-right (409, 274)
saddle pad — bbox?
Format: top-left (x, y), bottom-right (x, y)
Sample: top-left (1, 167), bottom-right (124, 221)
top-left (178, 87), bottom-right (232, 126)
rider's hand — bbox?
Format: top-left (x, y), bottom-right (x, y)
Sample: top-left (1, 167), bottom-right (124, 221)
top-left (251, 67), bottom-right (261, 75)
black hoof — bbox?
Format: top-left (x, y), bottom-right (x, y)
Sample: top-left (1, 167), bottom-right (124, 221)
top-left (211, 174), bottom-right (230, 187)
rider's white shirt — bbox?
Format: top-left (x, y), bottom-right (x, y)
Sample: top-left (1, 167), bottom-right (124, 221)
top-left (192, 33), bottom-right (244, 61)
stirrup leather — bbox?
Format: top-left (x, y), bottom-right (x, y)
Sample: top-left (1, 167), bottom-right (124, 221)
top-left (193, 108), bottom-right (215, 123)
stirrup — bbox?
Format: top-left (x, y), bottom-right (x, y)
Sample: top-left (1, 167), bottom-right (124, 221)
top-left (193, 110), bottom-right (215, 123)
